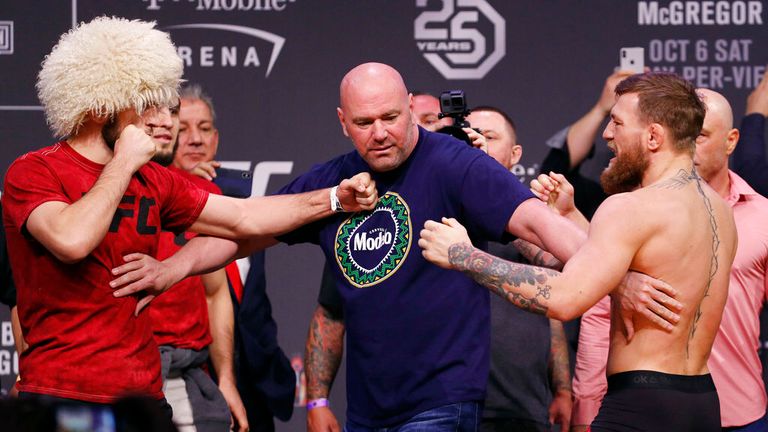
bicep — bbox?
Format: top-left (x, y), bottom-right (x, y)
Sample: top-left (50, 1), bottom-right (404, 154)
top-left (507, 199), bottom-right (586, 263)
top-left (25, 201), bottom-right (76, 259)
top-left (188, 194), bottom-right (245, 238)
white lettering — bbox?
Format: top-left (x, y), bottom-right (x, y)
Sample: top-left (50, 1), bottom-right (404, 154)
top-left (638, 1), bottom-right (763, 25)
top-left (222, 46), bottom-right (237, 67)
top-left (0, 351), bottom-right (8, 374)
top-left (200, 46), bottom-right (214, 67)
top-left (195, 0), bottom-right (293, 11)
top-left (352, 231), bottom-right (394, 251)
top-left (177, 46), bottom-right (193, 67)
top-left (1, 322), bottom-right (12, 347)
top-left (243, 47), bottom-right (260, 67)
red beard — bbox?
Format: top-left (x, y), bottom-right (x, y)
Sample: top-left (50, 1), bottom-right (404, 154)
top-left (600, 142), bottom-right (649, 195)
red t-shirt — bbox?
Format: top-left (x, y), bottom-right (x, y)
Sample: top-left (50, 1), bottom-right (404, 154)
top-left (151, 167), bottom-right (220, 350)
top-left (2, 142), bottom-right (209, 403)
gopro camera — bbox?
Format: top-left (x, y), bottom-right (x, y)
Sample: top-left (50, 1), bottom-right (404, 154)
top-left (438, 90), bottom-right (472, 128)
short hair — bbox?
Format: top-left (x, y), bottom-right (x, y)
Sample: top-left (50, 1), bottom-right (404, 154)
top-left (471, 105), bottom-right (517, 133)
top-left (37, 17), bottom-right (183, 138)
top-left (180, 83), bottom-right (217, 122)
top-left (615, 72), bottom-right (705, 153)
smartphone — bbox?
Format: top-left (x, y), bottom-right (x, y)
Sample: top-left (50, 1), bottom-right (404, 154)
top-left (620, 47), bottom-right (644, 73)
top-left (213, 167), bottom-right (253, 198)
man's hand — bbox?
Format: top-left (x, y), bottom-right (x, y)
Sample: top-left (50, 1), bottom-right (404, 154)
top-left (336, 173), bottom-right (378, 212)
top-left (219, 378), bottom-right (249, 432)
top-left (746, 67), bottom-right (768, 116)
top-left (613, 271), bottom-right (682, 339)
top-left (548, 389), bottom-right (572, 432)
top-left (110, 253), bottom-right (183, 315)
top-left (462, 127), bottom-right (488, 153)
top-left (188, 160), bottom-right (222, 181)
top-left (530, 172), bottom-right (576, 217)
top-left (419, 217), bottom-right (472, 269)
top-left (597, 70), bottom-right (637, 115)
top-left (307, 407), bottom-right (340, 432)
top-left (113, 124), bottom-right (156, 172)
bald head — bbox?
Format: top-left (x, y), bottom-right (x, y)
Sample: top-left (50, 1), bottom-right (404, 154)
top-left (340, 63), bottom-right (409, 110)
top-left (693, 88), bottom-right (739, 185)
top-left (698, 88), bottom-right (734, 130)
top-left (336, 62), bottom-right (418, 172)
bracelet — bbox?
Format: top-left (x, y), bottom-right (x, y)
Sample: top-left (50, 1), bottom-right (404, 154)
top-left (306, 398), bottom-right (329, 410)
top-left (330, 186), bottom-right (345, 213)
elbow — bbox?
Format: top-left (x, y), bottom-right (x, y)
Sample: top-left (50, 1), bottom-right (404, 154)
top-left (50, 237), bottom-right (93, 264)
top-left (547, 297), bottom-right (582, 321)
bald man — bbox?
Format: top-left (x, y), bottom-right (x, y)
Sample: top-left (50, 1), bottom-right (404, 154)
top-left (569, 88), bottom-right (768, 431)
top-left (287, 63), bottom-right (674, 432)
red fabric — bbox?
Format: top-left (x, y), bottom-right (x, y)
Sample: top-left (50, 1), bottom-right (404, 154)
top-left (150, 167), bottom-right (220, 350)
top-left (2, 142), bottom-right (209, 403)
top-left (225, 263), bottom-right (243, 303)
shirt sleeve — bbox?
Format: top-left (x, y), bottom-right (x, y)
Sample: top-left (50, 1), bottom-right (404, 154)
top-left (571, 295), bottom-right (611, 426)
top-left (153, 166), bottom-right (210, 234)
top-left (318, 259), bottom-right (344, 320)
top-left (459, 154), bottom-right (535, 242)
top-left (2, 155), bottom-right (72, 234)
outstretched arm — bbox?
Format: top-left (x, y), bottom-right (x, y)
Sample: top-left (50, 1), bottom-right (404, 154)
top-left (566, 70), bottom-right (636, 168)
top-left (305, 305), bottom-right (344, 432)
top-left (420, 196), bottom-right (650, 321)
top-left (188, 172), bottom-right (378, 239)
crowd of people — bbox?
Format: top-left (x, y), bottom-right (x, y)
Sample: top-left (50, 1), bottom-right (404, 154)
top-left (1, 15), bottom-right (768, 432)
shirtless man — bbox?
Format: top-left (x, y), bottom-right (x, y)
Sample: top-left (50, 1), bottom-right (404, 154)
top-left (419, 72), bottom-right (737, 432)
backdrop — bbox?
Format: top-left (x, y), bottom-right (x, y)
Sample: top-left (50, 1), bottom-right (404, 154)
top-left (0, 1), bottom-right (766, 430)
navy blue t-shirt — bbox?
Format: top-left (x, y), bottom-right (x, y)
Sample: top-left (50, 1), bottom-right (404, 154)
top-left (279, 128), bottom-right (534, 427)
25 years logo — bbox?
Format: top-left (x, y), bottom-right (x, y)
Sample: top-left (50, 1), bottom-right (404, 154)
top-left (414, 0), bottom-right (505, 80)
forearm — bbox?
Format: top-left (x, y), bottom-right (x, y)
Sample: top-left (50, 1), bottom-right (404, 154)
top-left (549, 319), bottom-right (572, 394)
top-left (192, 189), bottom-right (334, 239)
top-left (305, 305), bottom-right (344, 399)
top-left (205, 269), bottom-right (236, 385)
top-left (565, 105), bottom-right (606, 169)
top-left (164, 235), bottom-right (245, 282)
top-left (28, 158), bottom-right (136, 261)
top-left (511, 239), bottom-right (564, 270)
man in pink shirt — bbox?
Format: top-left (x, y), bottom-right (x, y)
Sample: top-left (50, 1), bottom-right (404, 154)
top-left (568, 88), bottom-right (768, 431)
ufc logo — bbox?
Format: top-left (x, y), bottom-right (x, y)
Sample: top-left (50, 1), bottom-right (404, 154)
top-left (109, 195), bottom-right (158, 234)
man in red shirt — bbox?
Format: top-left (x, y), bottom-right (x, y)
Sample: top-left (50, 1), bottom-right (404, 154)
top-left (3, 16), bottom-right (376, 412)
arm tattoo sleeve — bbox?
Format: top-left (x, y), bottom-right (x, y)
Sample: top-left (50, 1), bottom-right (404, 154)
top-left (549, 320), bottom-right (572, 393)
top-left (512, 239), bottom-right (565, 270)
top-left (305, 305), bottom-right (345, 399)
top-left (448, 243), bottom-right (560, 316)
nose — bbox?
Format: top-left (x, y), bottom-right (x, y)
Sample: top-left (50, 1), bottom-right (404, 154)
top-left (602, 122), bottom-right (614, 141)
top-left (372, 120), bottom-right (388, 142)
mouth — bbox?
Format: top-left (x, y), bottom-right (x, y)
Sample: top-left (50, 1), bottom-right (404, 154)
top-left (152, 133), bottom-right (173, 144)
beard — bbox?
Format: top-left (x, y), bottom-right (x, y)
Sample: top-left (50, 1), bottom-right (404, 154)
top-left (101, 116), bottom-right (120, 151)
top-left (600, 142), bottom-right (649, 195)
top-left (151, 141), bottom-right (177, 167)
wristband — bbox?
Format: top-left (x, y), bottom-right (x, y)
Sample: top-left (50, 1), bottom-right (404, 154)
top-left (330, 186), bottom-right (345, 213)
top-left (306, 398), bottom-right (329, 411)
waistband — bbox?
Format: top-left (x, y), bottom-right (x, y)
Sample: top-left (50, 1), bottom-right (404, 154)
top-left (607, 370), bottom-right (716, 393)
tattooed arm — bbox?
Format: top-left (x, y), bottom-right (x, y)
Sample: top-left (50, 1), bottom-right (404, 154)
top-left (548, 320), bottom-right (572, 430)
top-left (420, 195), bottom-right (647, 320)
top-left (306, 305), bottom-right (344, 432)
top-left (511, 239), bottom-right (564, 270)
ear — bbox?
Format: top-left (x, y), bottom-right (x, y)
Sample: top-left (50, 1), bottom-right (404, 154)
top-left (647, 123), bottom-right (664, 151)
top-left (724, 128), bottom-right (739, 156)
top-left (211, 129), bottom-right (220, 155)
top-left (509, 144), bottom-right (523, 165)
top-left (337, 107), bottom-right (349, 138)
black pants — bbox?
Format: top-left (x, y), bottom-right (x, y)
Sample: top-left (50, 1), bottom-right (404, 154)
top-left (590, 370), bottom-right (720, 432)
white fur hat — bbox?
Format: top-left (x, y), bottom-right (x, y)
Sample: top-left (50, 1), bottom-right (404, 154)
top-left (37, 16), bottom-right (183, 138)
